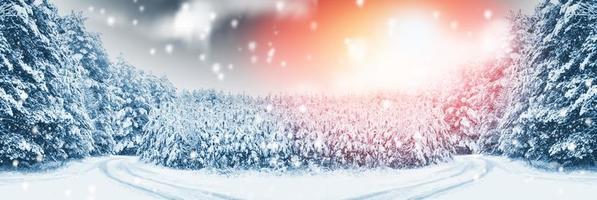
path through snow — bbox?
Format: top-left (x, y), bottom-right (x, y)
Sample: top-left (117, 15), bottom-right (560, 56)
top-left (1, 155), bottom-right (596, 200)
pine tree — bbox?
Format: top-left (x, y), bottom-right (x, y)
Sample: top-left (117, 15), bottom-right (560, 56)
top-left (498, 0), bottom-right (597, 167)
top-left (0, 0), bottom-right (94, 167)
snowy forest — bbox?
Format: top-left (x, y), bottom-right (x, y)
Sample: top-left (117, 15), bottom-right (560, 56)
top-left (0, 0), bottom-right (596, 173)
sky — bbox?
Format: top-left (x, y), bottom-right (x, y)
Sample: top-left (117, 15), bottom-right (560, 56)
top-left (50, 0), bottom-right (541, 94)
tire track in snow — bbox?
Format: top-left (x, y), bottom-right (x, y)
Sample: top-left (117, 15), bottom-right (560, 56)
top-left (100, 158), bottom-right (240, 200)
top-left (99, 158), bottom-right (182, 200)
top-left (348, 157), bottom-right (490, 200)
top-left (480, 157), bottom-right (597, 183)
top-left (409, 157), bottom-right (491, 199)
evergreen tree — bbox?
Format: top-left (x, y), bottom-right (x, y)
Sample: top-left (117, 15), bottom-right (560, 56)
top-left (0, 0), bottom-right (94, 167)
top-left (498, 0), bottom-right (597, 167)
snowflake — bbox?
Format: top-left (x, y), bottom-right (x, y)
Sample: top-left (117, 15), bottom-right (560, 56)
top-left (165, 44), bottom-right (174, 54)
top-left (382, 99), bottom-right (392, 109)
top-left (275, 1), bottom-right (285, 12)
top-left (266, 104), bottom-right (273, 112)
top-left (299, 105), bottom-right (307, 113)
top-left (87, 6), bottom-right (95, 12)
top-left (190, 151), bottom-right (198, 159)
top-left (12, 160), bottom-right (18, 167)
top-left (149, 48), bottom-right (156, 55)
top-left (248, 41), bottom-right (257, 52)
top-left (199, 54), bottom-right (207, 61)
top-left (132, 19), bottom-right (138, 26)
top-left (567, 142), bottom-right (577, 151)
top-left (356, 0), bottom-right (365, 8)
top-left (512, 139), bottom-right (520, 146)
top-left (484, 9), bottom-right (493, 20)
top-left (230, 19), bottom-right (239, 29)
top-left (227, 64), bottom-right (234, 70)
top-left (267, 48), bottom-right (276, 58)
top-left (106, 16), bottom-right (116, 27)
top-left (138, 5), bottom-right (145, 12)
top-left (181, 3), bottom-right (190, 11)
top-left (280, 60), bottom-right (287, 67)
top-left (209, 12), bottom-right (217, 21)
top-left (35, 154), bottom-right (43, 162)
top-left (212, 63), bottom-right (221, 73)
top-left (217, 73), bottom-right (225, 81)
top-left (310, 21), bottom-right (318, 31)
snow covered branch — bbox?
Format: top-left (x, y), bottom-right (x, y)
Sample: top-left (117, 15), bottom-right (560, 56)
top-left (576, 3), bottom-right (597, 18)
top-left (0, 4), bottom-right (17, 19)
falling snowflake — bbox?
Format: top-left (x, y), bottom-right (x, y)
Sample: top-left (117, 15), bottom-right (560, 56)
top-left (567, 142), bottom-right (577, 151)
top-left (382, 100), bottom-right (392, 109)
top-left (484, 9), bottom-right (493, 20)
top-left (165, 44), bottom-right (174, 54)
top-left (190, 151), bottom-right (198, 159)
top-left (35, 154), bottom-right (43, 162)
top-left (231, 19), bottom-right (239, 29)
top-left (217, 73), bottom-right (225, 81)
top-left (248, 41), bottom-right (257, 52)
top-left (310, 21), bottom-right (318, 31)
top-left (275, 1), bottom-right (285, 12)
top-left (149, 48), bottom-right (156, 55)
top-left (132, 19), bottom-right (138, 26)
top-left (12, 160), bottom-right (18, 168)
top-left (209, 12), bottom-right (217, 21)
top-left (266, 104), bottom-right (273, 112)
top-left (356, 0), bottom-right (365, 8)
top-left (212, 63), bottom-right (221, 73)
top-left (106, 16), bottom-right (116, 26)
top-left (299, 105), bottom-right (307, 113)
top-left (199, 54), bottom-right (207, 61)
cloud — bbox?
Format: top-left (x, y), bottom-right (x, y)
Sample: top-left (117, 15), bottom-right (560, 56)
top-left (155, 0), bottom-right (316, 45)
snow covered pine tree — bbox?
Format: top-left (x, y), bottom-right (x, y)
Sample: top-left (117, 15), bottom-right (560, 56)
top-left (497, 0), bottom-right (597, 167)
top-left (0, 0), bottom-right (95, 167)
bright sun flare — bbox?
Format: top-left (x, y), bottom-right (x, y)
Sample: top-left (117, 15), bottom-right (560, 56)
top-left (339, 12), bottom-right (510, 92)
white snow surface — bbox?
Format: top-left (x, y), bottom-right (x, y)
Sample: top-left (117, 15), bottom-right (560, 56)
top-left (1, 155), bottom-right (596, 200)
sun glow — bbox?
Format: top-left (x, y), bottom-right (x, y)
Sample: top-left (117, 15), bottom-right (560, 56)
top-left (338, 12), bottom-right (511, 92)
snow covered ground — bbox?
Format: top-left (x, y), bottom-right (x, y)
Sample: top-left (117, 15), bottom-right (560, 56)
top-left (1, 155), bottom-right (596, 200)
